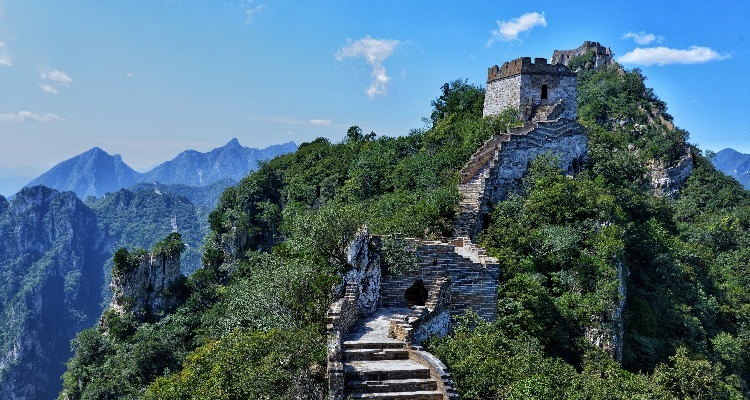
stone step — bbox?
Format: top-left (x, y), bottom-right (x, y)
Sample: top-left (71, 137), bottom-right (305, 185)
top-left (344, 390), bottom-right (444, 400)
top-left (346, 378), bottom-right (437, 393)
top-left (344, 360), bottom-right (431, 381)
top-left (344, 341), bottom-right (405, 350)
top-left (345, 348), bottom-right (410, 361)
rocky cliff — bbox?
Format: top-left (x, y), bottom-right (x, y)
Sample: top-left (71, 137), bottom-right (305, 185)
top-left (0, 186), bottom-right (109, 400)
top-left (108, 233), bottom-right (185, 322)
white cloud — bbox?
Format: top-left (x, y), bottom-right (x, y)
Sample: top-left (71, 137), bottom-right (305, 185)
top-left (0, 111), bottom-right (63, 122)
top-left (309, 119), bottom-right (332, 126)
top-left (619, 46), bottom-right (730, 66)
top-left (622, 31), bottom-right (663, 45)
top-left (0, 41), bottom-right (5, 47)
top-left (241, 0), bottom-right (265, 23)
top-left (0, 54), bottom-right (11, 67)
top-left (39, 83), bottom-right (59, 94)
top-left (126, 72), bottom-right (134, 78)
top-left (335, 36), bottom-right (402, 98)
top-left (41, 70), bottom-right (72, 84)
top-left (488, 12), bottom-right (547, 46)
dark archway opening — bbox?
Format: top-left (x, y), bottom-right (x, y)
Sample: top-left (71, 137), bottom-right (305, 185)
top-left (541, 84), bottom-right (548, 100)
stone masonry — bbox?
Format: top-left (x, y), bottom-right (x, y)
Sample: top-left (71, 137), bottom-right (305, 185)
top-left (328, 45), bottom-right (595, 399)
top-left (455, 119), bottom-right (587, 239)
top-left (380, 238), bottom-right (499, 322)
top-left (483, 57), bottom-right (577, 121)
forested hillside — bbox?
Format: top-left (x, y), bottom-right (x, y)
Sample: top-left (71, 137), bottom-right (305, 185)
top-left (0, 186), bottom-right (212, 399)
top-left (61, 56), bottom-right (750, 399)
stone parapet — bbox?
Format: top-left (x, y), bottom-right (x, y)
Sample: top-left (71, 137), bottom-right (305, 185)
top-left (326, 281), bottom-right (360, 400)
top-left (408, 346), bottom-right (460, 400)
top-left (487, 57), bottom-right (575, 83)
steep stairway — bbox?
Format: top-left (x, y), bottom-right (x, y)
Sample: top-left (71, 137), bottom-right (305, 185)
top-left (454, 118), bottom-right (584, 239)
top-left (342, 309), bottom-right (444, 400)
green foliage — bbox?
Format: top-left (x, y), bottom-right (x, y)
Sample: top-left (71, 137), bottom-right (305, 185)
top-left (152, 232), bottom-right (185, 256)
top-left (144, 328), bottom-right (326, 400)
top-left (429, 79), bottom-right (486, 127)
top-left (62, 64), bottom-right (750, 400)
top-left (91, 188), bottom-right (206, 275)
top-left (112, 247), bottom-right (144, 277)
top-left (380, 235), bottom-right (419, 276)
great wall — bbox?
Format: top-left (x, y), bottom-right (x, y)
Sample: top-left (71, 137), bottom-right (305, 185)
top-left (326, 43), bottom-right (595, 400)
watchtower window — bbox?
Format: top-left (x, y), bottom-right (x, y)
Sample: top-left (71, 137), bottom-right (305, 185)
top-left (541, 84), bottom-right (548, 100)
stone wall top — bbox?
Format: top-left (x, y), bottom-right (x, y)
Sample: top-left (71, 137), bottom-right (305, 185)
top-left (487, 57), bottom-right (575, 83)
top-left (551, 40), bottom-right (614, 67)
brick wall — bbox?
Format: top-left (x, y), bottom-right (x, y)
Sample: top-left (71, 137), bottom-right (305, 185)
top-left (381, 240), bottom-right (500, 322)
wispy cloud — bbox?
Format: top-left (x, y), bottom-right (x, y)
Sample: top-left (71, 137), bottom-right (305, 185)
top-left (241, 0), bottom-right (265, 23)
top-left (309, 119), bottom-right (332, 126)
top-left (0, 41), bottom-right (5, 47)
top-left (39, 83), bottom-right (59, 94)
top-left (619, 46), bottom-right (730, 66)
top-left (126, 72), bottom-right (134, 78)
top-left (244, 115), bottom-right (343, 128)
top-left (42, 70), bottom-right (72, 84)
top-left (488, 12), bottom-right (547, 46)
top-left (622, 31), bottom-right (663, 45)
top-left (0, 111), bottom-right (63, 122)
top-left (0, 55), bottom-right (11, 67)
top-left (336, 36), bottom-right (402, 98)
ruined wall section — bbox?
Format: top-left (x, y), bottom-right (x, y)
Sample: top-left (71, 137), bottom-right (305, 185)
top-left (649, 148), bottom-right (695, 197)
top-left (380, 239), bottom-right (499, 322)
top-left (484, 120), bottom-right (587, 206)
top-left (552, 40), bottom-right (614, 68)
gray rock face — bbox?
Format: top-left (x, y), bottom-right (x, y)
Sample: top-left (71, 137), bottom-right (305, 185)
top-left (649, 148), bottom-right (695, 197)
top-left (0, 186), bottom-right (109, 400)
top-left (109, 249), bottom-right (183, 321)
top-left (345, 226), bottom-right (381, 315)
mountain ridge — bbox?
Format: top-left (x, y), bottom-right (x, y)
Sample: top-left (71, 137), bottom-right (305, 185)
top-left (711, 148), bottom-right (750, 189)
top-left (25, 139), bottom-right (297, 198)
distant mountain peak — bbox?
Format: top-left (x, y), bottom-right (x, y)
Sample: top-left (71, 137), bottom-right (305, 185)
top-left (24, 140), bottom-right (298, 197)
top-left (712, 148), bottom-right (750, 189)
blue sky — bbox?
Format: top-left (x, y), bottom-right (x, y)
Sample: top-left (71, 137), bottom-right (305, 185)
top-left (0, 0), bottom-right (747, 196)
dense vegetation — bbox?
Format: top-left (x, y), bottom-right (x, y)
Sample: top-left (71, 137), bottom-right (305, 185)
top-left (428, 56), bottom-right (749, 398)
top-left (61, 58), bottom-right (750, 399)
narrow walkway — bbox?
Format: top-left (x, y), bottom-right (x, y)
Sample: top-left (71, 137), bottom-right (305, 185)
top-left (342, 308), bottom-right (444, 400)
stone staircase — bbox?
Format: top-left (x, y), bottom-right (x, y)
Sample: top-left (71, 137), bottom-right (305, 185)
top-left (454, 118), bottom-right (584, 239)
top-left (531, 98), bottom-right (565, 122)
top-left (341, 309), bottom-right (447, 400)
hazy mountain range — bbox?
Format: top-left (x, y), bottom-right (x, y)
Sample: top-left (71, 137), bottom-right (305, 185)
top-left (26, 139), bottom-right (297, 198)
top-left (711, 148), bottom-right (750, 189)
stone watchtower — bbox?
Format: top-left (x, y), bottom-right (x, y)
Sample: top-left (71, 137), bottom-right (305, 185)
top-left (483, 57), bottom-right (577, 122)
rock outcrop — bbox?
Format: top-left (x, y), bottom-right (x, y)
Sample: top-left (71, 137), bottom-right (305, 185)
top-left (108, 233), bottom-right (185, 322)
